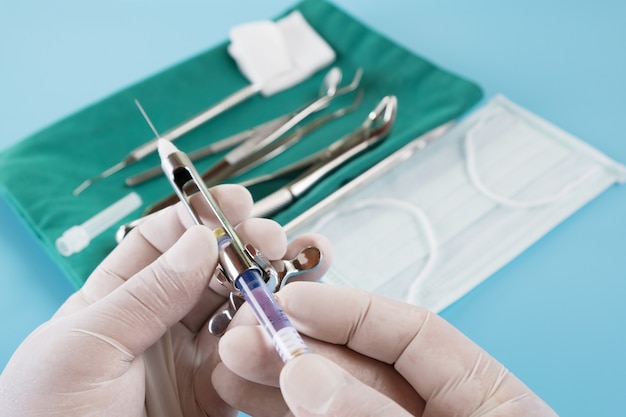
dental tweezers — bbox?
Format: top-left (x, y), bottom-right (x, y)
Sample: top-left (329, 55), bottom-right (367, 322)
top-left (249, 95), bottom-right (398, 218)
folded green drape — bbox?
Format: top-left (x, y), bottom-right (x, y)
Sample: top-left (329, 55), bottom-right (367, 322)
top-left (0, 0), bottom-right (482, 288)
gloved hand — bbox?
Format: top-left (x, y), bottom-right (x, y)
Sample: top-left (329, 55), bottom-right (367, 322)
top-left (0, 184), bottom-right (331, 417)
top-left (216, 282), bottom-right (559, 417)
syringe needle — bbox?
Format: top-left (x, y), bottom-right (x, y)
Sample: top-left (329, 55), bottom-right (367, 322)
top-left (134, 99), bottom-right (161, 139)
top-left (73, 100), bottom-right (158, 196)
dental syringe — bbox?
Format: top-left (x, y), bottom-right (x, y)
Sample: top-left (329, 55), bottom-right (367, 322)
top-left (157, 138), bottom-right (309, 362)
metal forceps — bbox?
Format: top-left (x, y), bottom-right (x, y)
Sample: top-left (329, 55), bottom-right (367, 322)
top-left (210, 90), bottom-right (364, 185)
top-left (157, 139), bottom-right (323, 337)
top-left (125, 113), bottom-right (292, 186)
top-left (249, 95), bottom-right (398, 218)
top-left (144, 67), bottom-right (363, 215)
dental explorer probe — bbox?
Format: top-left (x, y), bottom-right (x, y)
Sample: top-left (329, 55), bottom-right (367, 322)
top-left (157, 138), bottom-right (310, 362)
top-left (73, 84), bottom-right (262, 196)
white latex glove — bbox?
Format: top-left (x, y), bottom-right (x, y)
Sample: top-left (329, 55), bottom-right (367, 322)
top-left (0, 184), bottom-right (332, 417)
top-left (215, 282), bottom-right (559, 417)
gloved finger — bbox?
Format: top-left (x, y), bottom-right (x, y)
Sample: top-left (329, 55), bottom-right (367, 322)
top-left (235, 217), bottom-right (287, 260)
top-left (74, 225), bottom-right (218, 357)
top-left (185, 184), bottom-right (254, 231)
top-left (180, 342), bottom-right (238, 417)
top-left (57, 185), bottom-right (252, 318)
top-left (274, 282), bottom-right (556, 416)
top-left (212, 362), bottom-right (289, 417)
top-left (281, 353), bottom-right (413, 417)
top-left (218, 323), bottom-right (424, 415)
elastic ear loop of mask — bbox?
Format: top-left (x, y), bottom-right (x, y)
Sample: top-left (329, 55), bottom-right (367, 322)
top-left (310, 198), bottom-right (438, 304)
top-left (309, 112), bottom-right (596, 305)
top-left (464, 114), bottom-right (599, 208)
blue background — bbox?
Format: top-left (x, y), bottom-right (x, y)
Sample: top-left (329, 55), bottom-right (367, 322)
top-left (1, 1), bottom-right (625, 415)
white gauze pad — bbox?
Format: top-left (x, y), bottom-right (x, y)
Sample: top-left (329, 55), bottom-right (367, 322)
top-left (228, 11), bottom-right (336, 97)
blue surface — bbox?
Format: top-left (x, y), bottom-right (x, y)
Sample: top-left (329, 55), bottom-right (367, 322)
top-left (1, 1), bottom-right (625, 416)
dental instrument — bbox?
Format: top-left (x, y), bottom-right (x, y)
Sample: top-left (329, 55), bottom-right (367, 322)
top-left (157, 138), bottom-right (318, 362)
top-left (144, 67), bottom-right (363, 215)
top-left (283, 121), bottom-right (455, 233)
top-left (124, 113), bottom-right (293, 186)
top-left (72, 85), bottom-right (260, 196)
top-left (250, 95), bottom-right (398, 218)
top-left (73, 11), bottom-right (335, 196)
top-left (215, 89), bottom-right (364, 184)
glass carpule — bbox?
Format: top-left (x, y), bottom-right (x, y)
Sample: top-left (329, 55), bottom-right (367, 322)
top-left (214, 228), bottom-right (309, 362)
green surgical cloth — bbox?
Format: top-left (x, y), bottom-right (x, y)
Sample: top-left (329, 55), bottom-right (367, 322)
top-left (0, 0), bottom-right (482, 288)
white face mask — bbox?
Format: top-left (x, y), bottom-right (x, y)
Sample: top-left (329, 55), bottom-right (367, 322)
top-left (285, 95), bottom-right (626, 312)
